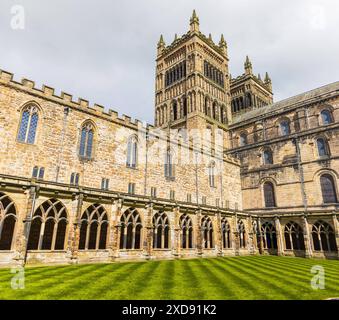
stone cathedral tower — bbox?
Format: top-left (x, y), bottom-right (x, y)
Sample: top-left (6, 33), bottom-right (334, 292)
top-left (154, 11), bottom-right (231, 144)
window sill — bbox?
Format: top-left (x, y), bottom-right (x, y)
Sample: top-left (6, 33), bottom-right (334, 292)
top-left (165, 176), bottom-right (175, 182)
top-left (126, 165), bottom-right (138, 170)
top-left (79, 156), bottom-right (94, 162)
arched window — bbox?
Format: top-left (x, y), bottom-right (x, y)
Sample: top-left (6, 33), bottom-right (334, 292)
top-left (79, 122), bottom-right (94, 159)
top-left (284, 222), bottom-right (305, 250)
top-left (239, 133), bottom-right (247, 147)
top-left (208, 161), bottom-right (216, 187)
top-left (261, 222), bottom-right (277, 249)
top-left (0, 193), bottom-right (17, 250)
top-left (78, 204), bottom-right (109, 250)
top-left (212, 102), bottom-right (218, 120)
top-left (201, 216), bottom-right (214, 249)
top-left (320, 110), bottom-right (333, 125)
top-left (17, 104), bottom-right (39, 144)
top-left (126, 135), bottom-right (138, 168)
top-left (120, 208), bottom-right (142, 250)
top-left (152, 212), bottom-right (170, 249)
top-left (263, 182), bottom-right (276, 207)
top-left (279, 120), bottom-right (290, 136)
top-left (317, 138), bottom-right (329, 157)
top-left (164, 149), bottom-right (174, 178)
top-left (263, 149), bottom-right (273, 165)
top-left (320, 174), bottom-right (337, 203)
top-left (311, 221), bottom-right (337, 252)
top-left (180, 214), bottom-right (193, 249)
top-left (172, 101), bottom-right (178, 121)
top-left (237, 220), bottom-right (246, 248)
top-left (221, 218), bottom-right (231, 249)
top-left (27, 199), bottom-right (68, 250)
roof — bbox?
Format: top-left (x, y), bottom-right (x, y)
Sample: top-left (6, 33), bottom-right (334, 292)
top-left (232, 81), bottom-right (339, 125)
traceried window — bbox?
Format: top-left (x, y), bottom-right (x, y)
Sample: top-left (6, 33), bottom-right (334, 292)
top-left (17, 105), bottom-right (39, 144)
top-left (78, 204), bottom-right (109, 250)
top-left (311, 221), bottom-right (337, 252)
top-left (70, 173), bottom-right (80, 186)
top-left (27, 199), bottom-right (68, 250)
top-left (126, 135), bottom-right (138, 168)
top-left (237, 220), bottom-right (246, 248)
top-left (180, 214), bottom-right (193, 249)
top-left (320, 110), bottom-right (333, 125)
top-left (320, 174), bottom-right (337, 203)
top-left (317, 138), bottom-right (329, 157)
top-left (120, 208), bottom-right (142, 250)
top-left (152, 212), bottom-right (170, 249)
top-left (0, 193), bottom-right (17, 250)
top-left (201, 216), bottom-right (214, 249)
top-left (284, 222), bottom-right (305, 250)
top-left (261, 222), bottom-right (277, 249)
top-left (263, 182), bottom-right (276, 207)
top-left (221, 218), bottom-right (231, 249)
top-left (79, 122), bottom-right (94, 159)
top-left (32, 166), bottom-right (45, 179)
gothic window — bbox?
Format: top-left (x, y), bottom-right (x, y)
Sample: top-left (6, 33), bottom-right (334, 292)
top-left (239, 133), bottom-right (247, 147)
top-left (320, 174), bottom-right (337, 203)
top-left (311, 221), bottom-right (337, 252)
top-left (221, 218), bottom-right (231, 249)
top-left (70, 172), bottom-right (80, 186)
top-left (32, 166), bottom-right (45, 179)
top-left (152, 212), bottom-right (170, 249)
top-left (317, 138), bottom-right (329, 157)
top-left (78, 204), bottom-right (109, 250)
top-left (79, 122), bottom-right (94, 159)
top-left (164, 149), bottom-right (174, 178)
top-left (180, 214), bottom-right (193, 249)
top-left (120, 208), bottom-right (142, 250)
top-left (280, 120), bottom-right (290, 136)
top-left (320, 110), bottom-right (333, 125)
top-left (0, 193), bottom-right (17, 250)
top-left (261, 222), bottom-right (278, 249)
top-left (17, 104), bottom-right (39, 144)
top-left (212, 102), bottom-right (217, 120)
top-left (237, 220), bottom-right (246, 248)
top-left (183, 97), bottom-right (188, 117)
top-left (201, 216), bottom-right (214, 249)
top-left (284, 222), bottom-right (305, 250)
top-left (27, 199), bottom-right (68, 250)
top-left (126, 135), bottom-right (138, 168)
top-left (263, 149), bottom-right (273, 165)
top-left (263, 182), bottom-right (276, 207)
top-left (208, 161), bottom-right (216, 187)
top-left (172, 101), bottom-right (178, 121)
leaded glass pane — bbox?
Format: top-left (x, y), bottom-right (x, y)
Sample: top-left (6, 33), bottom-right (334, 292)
top-left (17, 110), bottom-right (30, 142)
top-left (27, 113), bottom-right (38, 144)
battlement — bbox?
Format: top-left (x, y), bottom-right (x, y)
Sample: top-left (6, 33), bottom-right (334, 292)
top-left (0, 68), bottom-right (150, 130)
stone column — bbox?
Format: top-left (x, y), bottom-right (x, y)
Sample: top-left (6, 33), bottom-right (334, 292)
top-left (109, 199), bottom-right (122, 261)
top-left (233, 215), bottom-right (240, 256)
top-left (69, 193), bottom-right (84, 264)
top-left (274, 216), bottom-right (284, 256)
top-left (302, 214), bottom-right (312, 258)
top-left (215, 212), bottom-right (222, 256)
top-left (143, 203), bottom-right (153, 259)
top-left (196, 210), bottom-right (203, 257)
top-left (20, 185), bottom-right (39, 266)
top-left (257, 217), bottom-right (264, 254)
top-left (247, 215), bottom-right (255, 255)
top-left (331, 213), bottom-right (339, 258)
top-left (172, 206), bottom-right (180, 257)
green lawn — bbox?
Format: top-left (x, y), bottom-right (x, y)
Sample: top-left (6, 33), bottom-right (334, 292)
top-left (0, 256), bottom-right (338, 300)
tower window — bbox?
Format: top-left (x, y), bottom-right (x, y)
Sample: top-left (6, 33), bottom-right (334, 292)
top-left (165, 149), bottom-right (175, 179)
top-left (320, 110), bottom-right (333, 125)
top-left (239, 133), bottom-right (247, 147)
top-left (263, 149), bottom-right (273, 165)
top-left (79, 122), bottom-right (94, 159)
top-left (317, 138), bottom-right (329, 157)
top-left (17, 105), bottom-right (39, 144)
top-left (280, 120), bottom-right (290, 136)
top-left (263, 182), bottom-right (276, 208)
top-left (320, 174), bottom-right (337, 203)
top-left (126, 135), bottom-right (138, 168)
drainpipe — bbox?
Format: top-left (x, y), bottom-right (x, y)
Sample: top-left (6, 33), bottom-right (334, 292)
top-left (143, 129), bottom-right (149, 196)
top-left (195, 151), bottom-right (199, 204)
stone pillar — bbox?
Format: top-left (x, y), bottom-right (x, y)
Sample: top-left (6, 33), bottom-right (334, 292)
top-left (196, 210), bottom-right (203, 257)
top-left (143, 203), bottom-right (153, 259)
top-left (69, 193), bottom-right (84, 264)
top-left (21, 185), bottom-right (39, 266)
top-left (257, 217), bottom-right (264, 254)
top-left (274, 216), bottom-right (284, 256)
top-left (233, 215), bottom-right (240, 256)
top-left (109, 199), bottom-right (122, 261)
top-left (247, 215), bottom-right (255, 255)
top-left (331, 213), bottom-right (339, 258)
top-left (215, 212), bottom-right (222, 256)
top-left (302, 214), bottom-right (313, 258)
top-left (172, 206), bottom-right (180, 257)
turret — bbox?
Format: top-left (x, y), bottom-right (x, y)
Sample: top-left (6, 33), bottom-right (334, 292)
top-left (219, 34), bottom-right (228, 56)
top-left (190, 9), bottom-right (200, 33)
top-left (244, 55), bottom-right (252, 75)
top-left (157, 34), bottom-right (165, 56)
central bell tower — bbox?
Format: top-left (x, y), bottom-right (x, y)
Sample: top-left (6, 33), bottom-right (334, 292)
top-left (154, 11), bottom-right (232, 138)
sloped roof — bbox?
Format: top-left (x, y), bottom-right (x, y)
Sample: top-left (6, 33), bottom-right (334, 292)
top-left (232, 81), bottom-right (339, 125)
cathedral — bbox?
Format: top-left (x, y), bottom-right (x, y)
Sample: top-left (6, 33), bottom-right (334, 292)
top-left (0, 11), bottom-right (338, 267)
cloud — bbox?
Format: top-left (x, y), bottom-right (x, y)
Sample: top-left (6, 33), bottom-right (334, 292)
top-left (0, 0), bottom-right (338, 123)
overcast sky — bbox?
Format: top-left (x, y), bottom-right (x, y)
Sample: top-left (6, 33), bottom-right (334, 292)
top-left (0, 0), bottom-right (338, 123)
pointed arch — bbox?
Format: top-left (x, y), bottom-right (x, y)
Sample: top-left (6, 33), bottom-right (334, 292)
top-left (79, 120), bottom-right (96, 159)
top-left (152, 212), bottom-right (170, 249)
top-left (221, 217), bottom-right (232, 249)
top-left (17, 103), bottom-right (40, 144)
top-left (126, 134), bottom-right (138, 168)
top-left (179, 214), bottom-right (193, 249)
top-left (120, 208), bottom-right (143, 250)
top-left (201, 216), bottom-right (214, 249)
top-left (261, 222), bottom-right (277, 250)
top-left (284, 221), bottom-right (305, 250)
top-left (237, 220), bottom-right (246, 248)
top-left (0, 193), bottom-right (17, 250)
top-left (311, 220), bottom-right (337, 252)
